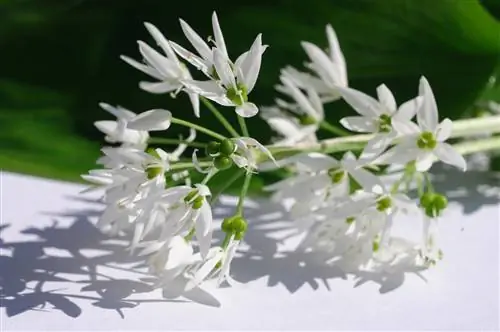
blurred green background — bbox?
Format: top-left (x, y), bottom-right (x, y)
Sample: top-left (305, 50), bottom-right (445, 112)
top-left (1, 0), bottom-right (500, 182)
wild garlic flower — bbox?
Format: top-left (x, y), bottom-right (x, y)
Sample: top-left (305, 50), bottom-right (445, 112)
top-left (284, 24), bottom-right (347, 102)
top-left (182, 36), bottom-right (266, 117)
top-left (121, 23), bottom-right (200, 117)
top-left (94, 103), bottom-right (172, 148)
top-left (377, 77), bottom-right (467, 172)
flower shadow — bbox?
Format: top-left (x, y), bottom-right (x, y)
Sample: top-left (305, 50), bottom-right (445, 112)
top-left (0, 210), bottom-right (185, 320)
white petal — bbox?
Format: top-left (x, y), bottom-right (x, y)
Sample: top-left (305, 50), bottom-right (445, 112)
top-left (144, 22), bottom-right (180, 65)
top-left (99, 103), bottom-right (136, 119)
top-left (336, 86), bottom-right (381, 117)
top-left (128, 109), bottom-right (172, 131)
top-left (374, 140), bottom-right (419, 166)
top-left (376, 84), bottom-right (396, 112)
top-left (140, 81), bottom-right (179, 94)
top-left (186, 249), bottom-right (224, 290)
top-left (138, 241), bottom-right (166, 256)
top-left (281, 152), bottom-right (338, 171)
top-left (395, 96), bottom-right (422, 121)
top-left (348, 167), bottom-right (384, 194)
top-left (434, 143), bottom-right (467, 171)
top-left (340, 116), bottom-right (377, 133)
top-left (325, 24), bottom-right (347, 86)
top-left (138, 41), bottom-right (177, 78)
top-left (179, 18), bottom-right (212, 61)
top-left (213, 49), bottom-right (236, 88)
top-left (192, 149), bottom-right (212, 173)
top-left (301, 41), bottom-right (340, 87)
top-left (359, 134), bottom-right (393, 161)
top-left (418, 76), bottom-right (439, 131)
top-left (435, 118), bottom-right (452, 142)
top-left (170, 41), bottom-right (209, 73)
top-left (239, 34), bottom-right (263, 92)
top-left (182, 80), bottom-right (226, 101)
top-left (166, 236), bottom-right (193, 270)
top-left (211, 12), bottom-right (228, 57)
top-left (391, 119), bottom-right (420, 136)
top-left (280, 76), bottom-right (318, 118)
top-left (188, 92), bottom-right (200, 118)
top-left (120, 55), bottom-right (163, 81)
top-left (415, 152), bottom-right (434, 172)
top-left (236, 102), bottom-right (258, 118)
top-left (195, 202), bottom-right (213, 258)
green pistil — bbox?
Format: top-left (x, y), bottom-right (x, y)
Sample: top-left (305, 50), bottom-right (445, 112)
top-left (146, 166), bottom-right (163, 179)
top-left (299, 114), bottom-right (317, 125)
top-left (226, 84), bottom-right (248, 105)
top-left (183, 190), bottom-right (204, 209)
top-left (376, 196), bottom-right (392, 212)
top-left (417, 131), bottom-right (437, 150)
top-left (328, 168), bottom-right (345, 184)
top-left (346, 217), bottom-right (355, 225)
top-left (378, 114), bottom-right (392, 133)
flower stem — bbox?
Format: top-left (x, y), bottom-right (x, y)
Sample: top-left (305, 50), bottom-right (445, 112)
top-left (170, 161), bottom-right (213, 171)
top-left (184, 227), bottom-right (195, 241)
top-left (237, 116), bottom-right (249, 137)
top-left (268, 115), bottom-right (500, 158)
top-left (148, 137), bottom-right (205, 148)
top-left (201, 97), bottom-right (240, 138)
top-left (171, 117), bottom-right (227, 141)
top-left (221, 233), bottom-right (233, 250)
top-left (319, 120), bottom-right (350, 137)
top-left (210, 169), bottom-right (245, 205)
top-left (236, 171), bottom-right (252, 216)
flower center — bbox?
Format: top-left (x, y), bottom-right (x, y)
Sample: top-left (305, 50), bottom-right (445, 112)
top-left (328, 168), bottom-right (345, 184)
top-left (183, 190), bottom-right (204, 209)
top-left (298, 114), bottom-right (317, 125)
top-left (378, 114), bottom-right (392, 133)
top-left (376, 196), bottom-right (392, 212)
top-left (226, 83), bottom-right (248, 106)
top-left (417, 131), bottom-right (437, 150)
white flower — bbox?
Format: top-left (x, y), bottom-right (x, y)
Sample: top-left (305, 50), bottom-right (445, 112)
top-left (376, 77), bottom-right (467, 172)
top-left (94, 103), bottom-right (172, 147)
top-left (260, 106), bottom-right (318, 146)
top-left (338, 84), bottom-right (422, 159)
top-left (182, 35), bottom-right (266, 118)
top-left (293, 24), bottom-right (347, 101)
top-left (266, 152), bottom-right (383, 218)
top-left (121, 23), bottom-right (200, 117)
top-left (169, 12), bottom-right (228, 78)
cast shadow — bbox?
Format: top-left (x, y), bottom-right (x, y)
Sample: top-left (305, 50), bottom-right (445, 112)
top-left (0, 212), bottom-right (185, 320)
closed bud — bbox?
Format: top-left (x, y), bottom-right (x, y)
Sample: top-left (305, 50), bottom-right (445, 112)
top-left (420, 192), bottom-right (435, 208)
top-left (214, 156), bottom-right (233, 170)
top-left (221, 216), bottom-right (237, 233)
top-left (231, 216), bottom-right (248, 234)
top-left (206, 141), bottom-right (220, 156)
top-left (219, 139), bottom-right (236, 156)
top-left (433, 194), bottom-right (448, 210)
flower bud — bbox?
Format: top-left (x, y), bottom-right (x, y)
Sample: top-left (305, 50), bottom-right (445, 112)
top-left (206, 141), bottom-right (220, 156)
top-left (419, 192), bottom-right (435, 208)
top-left (219, 139), bottom-right (236, 156)
top-left (214, 156), bottom-right (233, 170)
top-left (221, 216), bottom-right (237, 233)
top-left (192, 196), bottom-right (204, 209)
top-left (298, 114), bottom-right (317, 125)
top-left (231, 216), bottom-right (248, 234)
top-left (433, 194), bottom-right (448, 210)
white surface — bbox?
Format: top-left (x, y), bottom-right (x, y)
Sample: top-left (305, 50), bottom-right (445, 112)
top-left (0, 171), bottom-right (499, 331)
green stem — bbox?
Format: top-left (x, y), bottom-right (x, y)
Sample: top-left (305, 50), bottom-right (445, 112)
top-left (237, 116), bottom-right (249, 137)
top-left (424, 172), bottom-right (434, 193)
top-left (201, 97), bottom-right (240, 138)
top-left (170, 161), bottom-right (213, 171)
top-left (267, 115), bottom-right (500, 158)
top-left (221, 233), bottom-right (233, 250)
top-left (184, 227), bottom-right (195, 241)
top-left (148, 137), bottom-right (205, 148)
top-left (171, 117), bottom-right (226, 141)
top-left (319, 120), bottom-right (350, 136)
top-left (210, 169), bottom-right (245, 205)
top-left (236, 171), bottom-right (252, 216)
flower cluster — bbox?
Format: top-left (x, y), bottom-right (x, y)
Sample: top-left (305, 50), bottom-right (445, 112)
top-left (83, 11), bottom-right (469, 302)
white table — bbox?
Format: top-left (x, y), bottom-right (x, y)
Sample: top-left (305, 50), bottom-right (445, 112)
top-left (1, 171), bottom-right (499, 331)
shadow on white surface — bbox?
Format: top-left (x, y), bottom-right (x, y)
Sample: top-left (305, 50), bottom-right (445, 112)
top-left (1, 169), bottom-right (499, 324)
